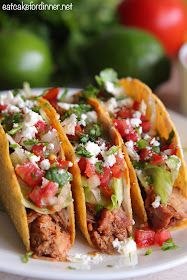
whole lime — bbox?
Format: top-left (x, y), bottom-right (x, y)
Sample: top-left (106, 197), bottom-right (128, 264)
top-left (0, 29), bottom-right (53, 89)
top-left (84, 27), bottom-right (170, 88)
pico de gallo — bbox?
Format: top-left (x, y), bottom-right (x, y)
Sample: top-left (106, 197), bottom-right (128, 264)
top-left (0, 89), bottom-right (73, 214)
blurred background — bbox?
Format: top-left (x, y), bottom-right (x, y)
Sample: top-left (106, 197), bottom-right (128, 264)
top-left (0, 0), bottom-right (187, 113)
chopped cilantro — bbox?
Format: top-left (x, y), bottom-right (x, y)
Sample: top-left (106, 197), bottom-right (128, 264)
top-left (152, 146), bottom-right (160, 153)
top-left (83, 85), bottom-right (99, 98)
top-left (63, 104), bottom-right (91, 121)
top-left (58, 88), bottom-right (68, 102)
top-left (9, 143), bottom-right (19, 149)
top-left (21, 251), bottom-right (33, 263)
top-left (76, 146), bottom-right (92, 158)
top-left (95, 162), bottom-right (103, 174)
top-left (95, 68), bottom-right (118, 87)
top-left (166, 130), bottom-right (175, 145)
top-left (1, 112), bottom-right (23, 132)
top-left (161, 239), bottom-right (178, 251)
top-left (46, 167), bottom-right (72, 186)
top-left (32, 106), bottom-right (41, 113)
top-left (23, 139), bottom-right (39, 146)
top-left (137, 139), bottom-right (148, 150)
top-left (133, 160), bottom-right (145, 170)
top-left (88, 123), bottom-right (102, 141)
top-left (106, 146), bottom-right (119, 156)
top-left (79, 134), bottom-right (89, 144)
top-left (144, 248), bottom-right (152, 256)
top-left (67, 266), bottom-right (76, 270)
top-left (8, 124), bottom-right (23, 135)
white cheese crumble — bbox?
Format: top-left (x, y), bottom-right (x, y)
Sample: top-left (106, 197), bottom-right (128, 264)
top-left (152, 195), bottom-right (161, 208)
top-left (24, 111), bottom-right (43, 127)
top-left (102, 153), bottom-right (116, 167)
top-left (130, 118), bottom-right (142, 128)
top-left (40, 159), bottom-right (50, 170)
top-left (29, 154), bottom-right (40, 164)
top-left (47, 143), bottom-right (54, 150)
top-left (150, 137), bottom-right (160, 147)
top-left (112, 237), bottom-right (138, 265)
top-left (86, 111), bottom-right (97, 123)
top-left (61, 113), bottom-right (77, 135)
top-left (3, 104), bottom-right (20, 113)
top-left (133, 111), bottom-right (141, 119)
top-left (22, 126), bottom-right (38, 139)
top-left (58, 103), bottom-right (77, 110)
top-left (85, 141), bottom-right (100, 157)
top-left (117, 97), bottom-right (134, 108)
top-left (103, 97), bottom-right (117, 113)
top-left (125, 141), bottom-right (140, 161)
top-left (78, 113), bottom-right (87, 126)
top-left (105, 81), bottom-right (124, 97)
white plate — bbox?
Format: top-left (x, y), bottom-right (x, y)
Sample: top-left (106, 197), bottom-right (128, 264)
top-left (0, 91), bottom-right (187, 279)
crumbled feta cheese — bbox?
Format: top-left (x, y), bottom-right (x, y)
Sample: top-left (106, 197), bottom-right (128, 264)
top-left (112, 237), bottom-right (138, 265)
top-left (41, 129), bottom-right (60, 154)
top-left (61, 114), bottom-right (77, 135)
top-left (104, 97), bottom-right (117, 113)
top-left (139, 100), bottom-right (147, 115)
top-left (85, 141), bottom-right (101, 157)
top-left (125, 141), bottom-right (140, 161)
top-left (130, 118), bottom-right (142, 128)
top-left (22, 126), bottom-right (38, 139)
top-left (150, 137), bottom-right (160, 147)
top-left (29, 154), bottom-right (40, 164)
top-left (105, 81), bottom-right (124, 97)
top-left (68, 161), bottom-right (73, 167)
top-left (24, 111), bottom-right (43, 127)
top-left (103, 153), bottom-right (116, 167)
top-left (4, 104), bottom-right (20, 113)
top-left (152, 195), bottom-right (161, 208)
top-left (86, 111), bottom-right (97, 123)
top-left (48, 143), bottom-right (54, 150)
top-left (40, 159), bottom-right (50, 170)
top-left (58, 103), bottom-right (77, 110)
top-left (78, 113), bottom-right (87, 126)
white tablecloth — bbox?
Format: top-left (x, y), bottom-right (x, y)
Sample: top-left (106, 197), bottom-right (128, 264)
top-left (0, 264), bottom-right (187, 280)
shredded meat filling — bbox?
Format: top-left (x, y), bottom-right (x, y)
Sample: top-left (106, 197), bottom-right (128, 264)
top-left (28, 210), bottom-right (71, 261)
top-left (145, 189), bottom-right (187, 230)
top-left (87, 204), bottom-right (132, 253)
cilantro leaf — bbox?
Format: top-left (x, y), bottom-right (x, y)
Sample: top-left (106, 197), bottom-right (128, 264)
top-left (106, 146), bottom-right (119, 156)
top-left (46, 167), bottom-right (72, 186)
top-left (76, 146), bottom-right (92, 158)
top-left (137, 139), bottom-right (148, 150)
top-left (9, 143), bottom-right (19, 149)
top-left (161, 239), bottom-right (178, 251)
top-left (63, 104), bottom-right (91, 121)
top-left (95, 162), bottom-right (103, 174)
top-left (88, 123), bottom-right (102, 141)
top-left (23, 139), bottom-right (39, 146)
top-left (79, 134), bottom-right (89, 144)
top-left (21, 251), bottom-right (33, 263)
top-left (144, 248), bottom-right (152, 256)
top-left (83, 85), bottom-right (99, 98)
top-left (95, 68), bottom-right (118, 86)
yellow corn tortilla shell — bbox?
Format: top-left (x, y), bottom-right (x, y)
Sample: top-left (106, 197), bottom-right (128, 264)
top-left (0, 98), bottom-right (75, 254)
top-left (118, 78), bottom-right (187, 226)
top-left (40, 97), bottom-right (133, 247)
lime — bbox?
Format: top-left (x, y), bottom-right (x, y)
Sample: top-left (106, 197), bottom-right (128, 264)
top-left (85, 27), bottom-right (170, 88)
top-left (0, 29), bottom-right (53, 89)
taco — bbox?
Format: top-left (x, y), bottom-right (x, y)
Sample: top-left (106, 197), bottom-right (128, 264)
top-left (82, 69), bottom-right (187, 231)
top-left (43, 88), bottom-right (134, 253)
top-left (0, 88), bottom-right (75, 261)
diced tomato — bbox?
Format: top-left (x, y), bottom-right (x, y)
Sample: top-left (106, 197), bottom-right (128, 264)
top-left (78, 157), bottom-right (87, 174)
top-left (150, 153), bottom-right (165, 165)
top-left (97, 167), bottom-right (113, 198)
top-left (116, 107), bottom-right (133, 119)
top-left (111, 156), bottom-right (125, 178)
top-left (0, 104), bottom-right (7, 111)
top-left (154, 229), bottom-right (171, 246)
top-left (140, 148), bottom-right (153, 161)
top-left (161, 143), bottom-right (177, 155)
top-left (126, 130), bottom-right (139, 142)
top-left (29, 181), bottom-right (58, 208)
top-left (57, 160), bottom-right (71, 169)
top-left (15, 162), bottom-right (44, 188)
top-left (68, 125), bottom-right (83, 141)
top-left (133, 101), bottom-right (140, 111)
top-left (85, 161), bottom-right (95, 178)
top-left (113, 119), bottom-right (130, 138)
top-left (31, 144), bottom-right (45, 160)
top-left (141, 121), bottom-right (151, 133)
top-left (35, 120), bottom-right (47, 135)
top-left (134, 228), bottom-right (155, 248)
top-left (43, 87), bottom-right (60, 102)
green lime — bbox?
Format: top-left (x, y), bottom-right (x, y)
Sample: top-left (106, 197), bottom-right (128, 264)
top-left (0, 29), bottom-right (53, 89)
top-left (84, 27), bottom-right (170, 88)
